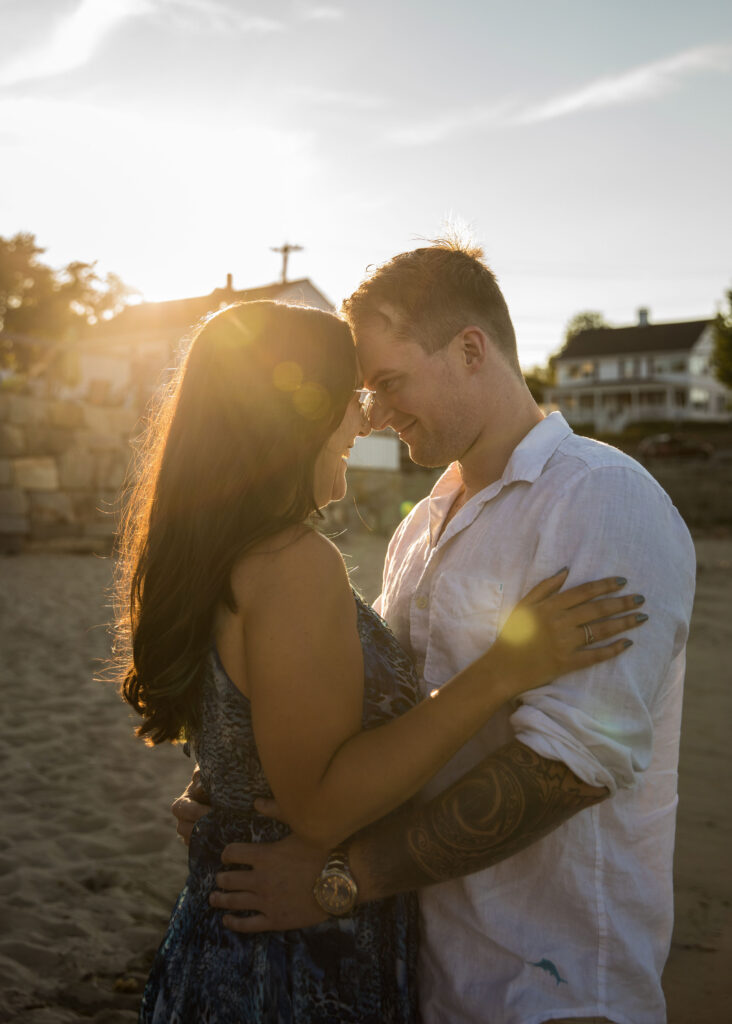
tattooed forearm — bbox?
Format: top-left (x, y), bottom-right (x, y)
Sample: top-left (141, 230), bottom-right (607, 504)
top-left (351, 740), bottom-right (608, 900)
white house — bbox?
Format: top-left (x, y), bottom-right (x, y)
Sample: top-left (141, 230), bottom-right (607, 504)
top-left (546, 310), bottom-right (731, 433)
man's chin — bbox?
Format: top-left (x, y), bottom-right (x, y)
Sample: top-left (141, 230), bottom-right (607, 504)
top-left (405, 441), bottom-right (448, 470)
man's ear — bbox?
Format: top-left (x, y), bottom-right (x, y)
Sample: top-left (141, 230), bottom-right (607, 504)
top-left (460, 326), bottom-right (488, 369)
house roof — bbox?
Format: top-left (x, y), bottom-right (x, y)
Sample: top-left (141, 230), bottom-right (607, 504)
top-left (556, 319), bottom-right (711, 360)
top-left (82, 279), bottom-right (332, 339)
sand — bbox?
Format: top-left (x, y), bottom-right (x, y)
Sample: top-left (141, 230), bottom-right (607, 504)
top-left (1, 532), bottom-right (730, 1023)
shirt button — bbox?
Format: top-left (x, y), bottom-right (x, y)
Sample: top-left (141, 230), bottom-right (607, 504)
top-left (415, 595), bottom-right (428, 609)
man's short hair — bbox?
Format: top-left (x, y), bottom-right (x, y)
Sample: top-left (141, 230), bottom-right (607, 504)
top-left (342, 237), bottom-right (521, 373)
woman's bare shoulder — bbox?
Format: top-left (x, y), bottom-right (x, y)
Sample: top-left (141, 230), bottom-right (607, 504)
top-left (232, 526), bottom-right (351, 612)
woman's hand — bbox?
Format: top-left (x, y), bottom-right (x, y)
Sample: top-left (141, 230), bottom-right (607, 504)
top-left (490, 570), bottom-right (646, 697)
top-left (171, 767), bottom-right (211, 845)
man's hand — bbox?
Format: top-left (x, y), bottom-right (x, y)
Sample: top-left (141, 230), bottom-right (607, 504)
top-left (171, 767), bottom-right (211, 845)
top-left (209, 798), bottom-right (330, 932)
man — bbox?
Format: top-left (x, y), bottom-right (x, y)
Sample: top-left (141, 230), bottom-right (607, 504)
top-left (174, 239), bottom-right (695, 1024)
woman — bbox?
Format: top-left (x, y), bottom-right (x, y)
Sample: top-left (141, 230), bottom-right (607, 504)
top-left (117, 301), bottom-right (644, 1023)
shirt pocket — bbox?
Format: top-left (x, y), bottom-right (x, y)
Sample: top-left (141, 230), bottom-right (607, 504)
top-left (423, 574), bottom-right (505, 686)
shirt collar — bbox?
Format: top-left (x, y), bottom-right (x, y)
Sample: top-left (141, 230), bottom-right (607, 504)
top-left (426, 412), bottom-right (573, 546)
top-left (498, 411), bottom-right (573, 488)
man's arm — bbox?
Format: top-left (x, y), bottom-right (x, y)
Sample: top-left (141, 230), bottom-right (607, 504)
top-left (350, 738), bottom-right (607, 899)
top-left (212, 739), bottom-right (606, 932)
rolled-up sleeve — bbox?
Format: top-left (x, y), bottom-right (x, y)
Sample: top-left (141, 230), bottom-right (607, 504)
top-left (510, 464), bottom-right (695, 794)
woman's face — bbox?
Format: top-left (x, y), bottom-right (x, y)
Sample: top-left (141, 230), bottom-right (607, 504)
top-left (313, 393), bottom-right (371, 507)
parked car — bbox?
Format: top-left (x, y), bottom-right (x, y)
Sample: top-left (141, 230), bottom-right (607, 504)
top-left (638, 433), bottom-right (714, 459)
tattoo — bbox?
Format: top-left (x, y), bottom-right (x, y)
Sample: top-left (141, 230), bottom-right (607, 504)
top-left (355, 741), bottom-right (607, 899)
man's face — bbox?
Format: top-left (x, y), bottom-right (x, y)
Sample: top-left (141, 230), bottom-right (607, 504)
top-left (355, 313), bottom-right (480, 468)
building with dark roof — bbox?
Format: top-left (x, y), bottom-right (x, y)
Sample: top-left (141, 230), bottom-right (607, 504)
top-left (83, 275), bottom-right (333, 342)
top-left (547, 309), bottom-right (731, 433)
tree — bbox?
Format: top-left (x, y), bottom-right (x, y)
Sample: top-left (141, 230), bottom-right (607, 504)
top-left (0, 232), bottom-right (133, 373)
top-left (563, 310), bottom-right (608, 345)
top-left (712, 287), bottom-right (732, 389)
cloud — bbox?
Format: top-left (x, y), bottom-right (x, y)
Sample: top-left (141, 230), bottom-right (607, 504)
top-left (0, 0), bottom-right (346, 90)
top-left (384, 43), bottom-right (732, 147)
top-left (515, 44), bottom-right (732, 124)
top-left (0, 0), bottom-right (283, 88)
top-left (0, 0), bottom-right (148, 87)
top-left (153, 0), bottom-right (283, 34)
top-left (298, 5), bottom-right (345, 22)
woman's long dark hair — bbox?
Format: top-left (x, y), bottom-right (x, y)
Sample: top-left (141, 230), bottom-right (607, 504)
top-left (116, 301), bottom-right (356, 745)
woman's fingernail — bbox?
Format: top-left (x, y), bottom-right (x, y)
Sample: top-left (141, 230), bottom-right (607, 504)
top-left (615, 577), bottom-right (628, 586)
top-left (623, 639), bottom-right (634, 648)
top-left (636, 613), bottom-right (648, 623)
top-left (633, 594), bottom-right (645, 605)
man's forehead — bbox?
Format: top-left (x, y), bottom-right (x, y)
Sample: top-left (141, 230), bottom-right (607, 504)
top-left (355, 325), bottom-right (415, 386)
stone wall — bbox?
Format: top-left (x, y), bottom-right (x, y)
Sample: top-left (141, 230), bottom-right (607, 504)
top-left (0, 393), bottom-right (140, 553)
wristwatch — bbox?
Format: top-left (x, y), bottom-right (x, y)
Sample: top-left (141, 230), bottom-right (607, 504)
top-left (312, 845), bottom-right (358, 917)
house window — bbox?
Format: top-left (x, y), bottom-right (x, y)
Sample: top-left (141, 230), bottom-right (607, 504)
top-left (653, 356), bottom-right (687, 374)
top-left (689, 355), bottom-right (709, 376)
top-left (690, 387), bottom-right (709, 410)
top-left (674, 389), bottom-right (687, 408)
top-left (639, 390), bottom-right (665, 406)
top-left (579, 394), bottom-right (594, 410)
top-left (580, 361), bottom-right (596, 379)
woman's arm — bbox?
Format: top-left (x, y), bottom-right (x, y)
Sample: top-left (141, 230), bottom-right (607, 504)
top-left (241, 531), bottom-right (643, 849)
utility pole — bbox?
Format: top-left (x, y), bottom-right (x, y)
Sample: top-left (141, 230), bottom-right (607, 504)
top-left (270, 242), bottom-right (303, 285)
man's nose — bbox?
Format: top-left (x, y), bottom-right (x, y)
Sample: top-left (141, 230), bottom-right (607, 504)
top-left (367, 397), bottom-right (390, 432)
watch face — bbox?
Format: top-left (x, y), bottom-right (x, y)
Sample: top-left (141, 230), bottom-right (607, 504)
top-left (317, 871), bottom-right (356, 914)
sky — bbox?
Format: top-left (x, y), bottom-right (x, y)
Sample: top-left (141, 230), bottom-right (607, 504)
top-left (1, 0), bottom-right (731, 367)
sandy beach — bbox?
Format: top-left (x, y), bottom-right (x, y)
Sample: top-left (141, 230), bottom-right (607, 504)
top-left (1, 531), bottom-right (730, 1023)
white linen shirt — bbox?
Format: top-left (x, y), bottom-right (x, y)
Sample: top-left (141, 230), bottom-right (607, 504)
top-left (374, 413), bottom-right (695, 1024)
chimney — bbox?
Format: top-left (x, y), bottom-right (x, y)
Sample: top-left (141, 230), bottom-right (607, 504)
top-left (638, 307), bottom-right (649, 327)
top-left (226, 273), bottom-right (233, 293)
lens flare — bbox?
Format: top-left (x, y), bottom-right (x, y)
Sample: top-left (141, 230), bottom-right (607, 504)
top-left (273, 361), bottom-right (303, 392)
top-left (293, 382), bottom-right (330, 420)
top-left (500, 607), bottom-right (538, 646)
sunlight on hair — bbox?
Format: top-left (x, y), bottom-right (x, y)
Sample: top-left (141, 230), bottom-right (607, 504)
top-left (292, 381), bottom-right (330, 420)
top-left (434, 214), bottom-right (484, 262)
top-left (273, 361), bottom-right (304, 392)
top-left (500, 607), bottom-right (538, 646)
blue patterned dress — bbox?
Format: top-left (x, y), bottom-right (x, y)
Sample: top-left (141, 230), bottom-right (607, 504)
top-left (140, 595), bottom-right (421, 1023)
